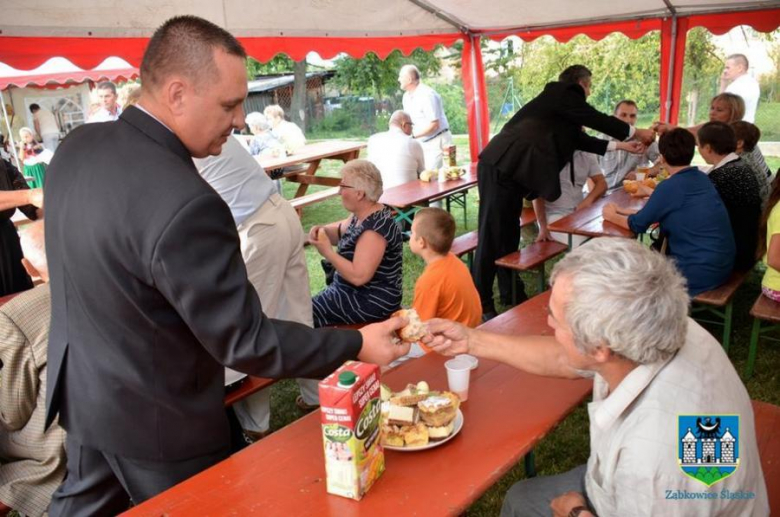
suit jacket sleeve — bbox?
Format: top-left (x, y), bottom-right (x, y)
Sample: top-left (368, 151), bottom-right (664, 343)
top-left (575, 132), bottom-right (610, 156)
top-left (151, 193), bottom-right (362, 379)
top-left (0, 310), bottom-right (37, 431)
top-left (556, 89), bottom-right (631, 142)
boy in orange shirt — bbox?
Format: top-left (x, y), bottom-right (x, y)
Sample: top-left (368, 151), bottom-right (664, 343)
top-left (410, 208), bottom-right (482, 353)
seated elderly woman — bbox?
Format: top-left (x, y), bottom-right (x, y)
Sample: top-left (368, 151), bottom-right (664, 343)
top-left (309, 159), bottom-right (403, 327)
top-left (603, 128), bottom-right (735, 296)
top-left (264, 104), bottom-right (306, 153)
top-left (245, 112), bottom-right (284, 157)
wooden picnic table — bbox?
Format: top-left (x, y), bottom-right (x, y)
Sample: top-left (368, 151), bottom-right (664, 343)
top-left (548, 189), bottom-right (647, 247)
top-left (257, 140), bottom-right (365, 198)
top-left (125, 291), bottom-right (592, 517)
top-left (379, 163), bottom-right (478, 225)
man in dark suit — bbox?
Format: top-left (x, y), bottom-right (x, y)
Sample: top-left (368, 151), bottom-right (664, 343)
top-left (44, 16), bottom-right (409, 515)
top-left (473, 65), bottom-right (655, 318)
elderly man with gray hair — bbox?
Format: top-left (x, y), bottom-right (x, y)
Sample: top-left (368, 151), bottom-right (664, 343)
top-left (367, 110), bottom-right (425, 189)
top-left (425, 238), bottom-right (768, 517)
top-left (245, 111), bottom-right (283, 157)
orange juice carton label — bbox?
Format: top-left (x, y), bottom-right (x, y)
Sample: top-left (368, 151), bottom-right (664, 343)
top-left (319, 361), bottom-right (384, 500)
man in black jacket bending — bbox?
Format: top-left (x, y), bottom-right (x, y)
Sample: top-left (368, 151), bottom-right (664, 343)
top-left (474, 65), bottom-right (655, 318)
top-left (44, 16), bottom-right (408, 515)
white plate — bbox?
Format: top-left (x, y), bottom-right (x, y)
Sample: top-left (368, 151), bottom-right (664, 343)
top-left (224, 367), bottom-right (248, 388)
top-left (383, 409), bottom-right (464, 452)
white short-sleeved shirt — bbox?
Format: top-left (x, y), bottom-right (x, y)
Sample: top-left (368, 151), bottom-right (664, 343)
top-left (545, 151), bottom-right (603, 217)
top-left (367, 127), bottom-right (425, 189)
top-left (726, 74), bottom-right (760, 123)
top-left (585, 319), bottom-right (769, 517)
top-left (34, 108), bottom-right (59, 137)
top-left (273, 121), bottom-right (306, 152)
top-left (402, 83), bottom-right (449, 141)
top-left (193, 135), bottom-right (276, 226)
top-left (88, 106), bottom-right (122, 123)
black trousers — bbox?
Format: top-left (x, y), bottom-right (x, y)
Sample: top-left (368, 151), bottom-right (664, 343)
top-left (472, 161), bottom-right (527, 313)
top-left (49, 435), bottom-right (230, 516)
top-left (0, 218), bottom-right (33, 297)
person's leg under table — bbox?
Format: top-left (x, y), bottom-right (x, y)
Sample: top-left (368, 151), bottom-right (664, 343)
top-left (500, 464), bottom-right (590, 517)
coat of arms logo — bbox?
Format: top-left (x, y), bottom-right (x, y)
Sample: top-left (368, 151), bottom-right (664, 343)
top-left (678, 414), bottom-right (740, 487)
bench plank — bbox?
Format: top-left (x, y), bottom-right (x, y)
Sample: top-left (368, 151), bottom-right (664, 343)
top-left (693, 269), bottom-right (750, 306)
top-left (223, 376), bottom-right (276, 407)
top-left (452, 230), bottom-right (479, 257)
top-left (520, 207), bottom-right (536, 228)
top-left (495, 241), bottom-right (568, 271)
top-left (750, 292), bottom-right (780, 324)
top-left (288, 187), bottom-right (340, 210)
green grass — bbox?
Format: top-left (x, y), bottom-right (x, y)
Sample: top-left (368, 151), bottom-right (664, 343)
top-left (265, 135), bottom-right (779, 516)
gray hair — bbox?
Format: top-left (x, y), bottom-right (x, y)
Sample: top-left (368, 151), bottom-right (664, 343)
top-left (264, 104), bottom-right (285, 120)
top-left (550, 238), bottom-right (689, 364)
top-left (342, 159), bottom-right (383, 202)
top-left (245, 111), bottom-right (270, 131)
top-left (400, 64), bottom-right (420, 83)
top-left (19, 220), bottom-right (47, 278)
top-left (389, 110), bottom-right (410, 129)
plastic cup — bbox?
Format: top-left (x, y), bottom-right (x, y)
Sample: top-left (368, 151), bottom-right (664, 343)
top-left (445, 357), bottom-right (472, 402)
top-left (455, 354), bottom-right (479, 370)
top-left (635, 172), bottom-right (646, 181)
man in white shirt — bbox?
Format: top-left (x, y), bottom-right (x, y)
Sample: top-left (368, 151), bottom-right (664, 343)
top-left (599, 100), bottom-right (660, 191)
top-left (194, 135), bottom-right (314, 442)
top-left (425, 238), bottom-right (769, 517)
top-left (720, 54), bottom-right (760, 123)
top-left (367, 110), bottom-right (425, 189)
top-left (399, 64), bottom-right (452, 170)
top-left (88, 82), bottom-right (122, 123)
top-left (29, 104), bottom-right (60, 152)
top-left (534, 151), bottom-right (607, 247)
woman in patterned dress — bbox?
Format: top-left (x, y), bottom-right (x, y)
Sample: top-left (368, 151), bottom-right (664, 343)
top-left (309, 159), bottom-right (403, 327)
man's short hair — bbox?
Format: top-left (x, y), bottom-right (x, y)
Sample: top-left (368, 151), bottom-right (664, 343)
top-left (658, 128), bottom-right (696, 166)
top-left (141, 15), bottom-right (246, 91)
top-left (614, 99), bottom-right (637, 113)
top-left (401, 64), bottom-right (421, 82)
top-left (29, 103), bottom-right (40, 113)
top-left (558, 65), bottom-right (592, 85)
top-left (550, 238), bottom-right (689, 364)
top-left (97, 81), bottom-right (117, 94)
top-left (731, 121), bottom-right (761, 152)
top-left (414, 208), bottom-right (456, 254)
top-left (727, 53), bottom-right (749, 70)
top-left (698, 121), bottom-right (738, 155)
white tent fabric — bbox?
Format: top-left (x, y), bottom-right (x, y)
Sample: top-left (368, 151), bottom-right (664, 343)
top-left (2, 0), bottom-right (776, 38)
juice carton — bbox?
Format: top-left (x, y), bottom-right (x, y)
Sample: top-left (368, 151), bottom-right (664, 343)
top-left (319, 361), bottom-right (384, 500)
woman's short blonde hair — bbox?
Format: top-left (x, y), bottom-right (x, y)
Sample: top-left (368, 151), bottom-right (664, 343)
top-left (264, 104), bottom-right (285, 120)
top-left (19, 127), bottom-right (34, 139)
top-left (712, 93), bottom-right (745, 123)
top-left (342, 159), bottom-right (384, 202)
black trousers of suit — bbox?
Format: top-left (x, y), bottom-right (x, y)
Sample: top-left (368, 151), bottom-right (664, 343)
top-left (49, 435), bottom-right (230, 516)
top-left (472, 161), bottom-right (528, 313)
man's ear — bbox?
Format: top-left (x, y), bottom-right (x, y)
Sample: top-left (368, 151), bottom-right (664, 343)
top-left (590, 345), bottom-right (613, 364)
top-left (164, 78), bottom-right (187, 117)
top-left (736, 139), bottom-right (745, 152)
top-left (21, 257), bottom-right (38, 279)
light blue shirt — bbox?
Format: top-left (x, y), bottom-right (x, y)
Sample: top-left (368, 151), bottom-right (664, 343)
top-left (193, 135), bottom-right (276, 226)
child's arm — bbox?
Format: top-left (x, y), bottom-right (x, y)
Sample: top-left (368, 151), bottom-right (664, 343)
top-left (767, 234), bottom-right (780, 271)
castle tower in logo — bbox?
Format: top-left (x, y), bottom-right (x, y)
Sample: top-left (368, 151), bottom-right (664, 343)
top-left (678, 415), bottom-right (740, 487)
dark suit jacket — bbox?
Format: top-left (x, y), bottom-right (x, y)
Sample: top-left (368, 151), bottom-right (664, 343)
top-left (44, 107), bottom-right (362, 461)
top-left (479, 81), bottom-right (631, 201)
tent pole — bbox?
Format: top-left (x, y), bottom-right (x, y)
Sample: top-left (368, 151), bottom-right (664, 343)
top-left (469, 34), bottom-right (484, 153)
top-left (664, 15), bottom-right (678, 123)
top-left (0, 90), bottom-right (21, 171)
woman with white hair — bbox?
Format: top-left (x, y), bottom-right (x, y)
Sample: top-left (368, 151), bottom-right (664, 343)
top-left (308, 159), bottom-right (403, 327)
top-left (245, 112), bottom-right (283, 157)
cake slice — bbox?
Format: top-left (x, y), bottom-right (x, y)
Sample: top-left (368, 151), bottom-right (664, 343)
top-left (403, 422), bottom-right (429, 447)
top-left (387, 404), bottom-right (418, 426)
top-left (427, 421), bottom-right (455, 441)
top-left (418, 392), bottom-right (460, 427)
top-left (382, 425), bottom-right (405, 447)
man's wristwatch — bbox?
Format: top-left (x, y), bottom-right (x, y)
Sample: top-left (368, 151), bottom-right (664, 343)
top-left (569, 506), bottom-right (589, 517)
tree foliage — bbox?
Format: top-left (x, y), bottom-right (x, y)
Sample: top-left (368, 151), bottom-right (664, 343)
top-left (245, 55), bottom-right (296, 78)
top-left (331, 48), bottom-right (442, 98)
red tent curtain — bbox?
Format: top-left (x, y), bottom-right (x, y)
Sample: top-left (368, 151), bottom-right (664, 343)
top-left (687, 8), bottom-right (780, 35)
top-left (483, 18), bottom-right (662, 43)
top-left (461, 35), bottom-right (490, 161)
top-left (659, 17), bottom-right (689, 125)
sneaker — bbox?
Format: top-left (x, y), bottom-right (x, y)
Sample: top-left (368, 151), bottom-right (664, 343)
top-left (243, 429), bottom-right (270, 443)
top-left (296, 395), bottom-right (319, 411)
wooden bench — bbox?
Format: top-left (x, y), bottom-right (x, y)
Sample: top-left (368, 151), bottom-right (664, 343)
top-left (288, 187), bottom-right (340, 216)
top-left (223, 376), bottom-right (276, 407)
top-left (753, 400), bottom-right (780, 513)
top-left (450, 211), bottom-right (539, 269)
top-left (745, 293), bottom-right (780, 378)
top-left (520, 206), bottom-right (537, 228)
top-left (690, 269), bottom-right (751, 353)
top-left (495, 240), bottom-right (569, 304)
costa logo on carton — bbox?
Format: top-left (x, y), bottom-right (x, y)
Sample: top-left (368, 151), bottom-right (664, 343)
top-left (319, 361), bottom-right (385, 500)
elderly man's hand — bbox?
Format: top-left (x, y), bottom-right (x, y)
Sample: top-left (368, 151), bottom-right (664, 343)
top-left (27, 188), bottom-right (43, 208)
top-left (357, 316), bottom-right (411, 365)
top-left (421, 318), bottom-right (472, 356)
top-left (551, 491), bottom-right (591, 517)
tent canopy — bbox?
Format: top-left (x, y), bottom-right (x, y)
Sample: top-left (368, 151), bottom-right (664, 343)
top-left (0, 67), bottom-right (139, 91)
top-left (2, 0), bottom-right (777, 68)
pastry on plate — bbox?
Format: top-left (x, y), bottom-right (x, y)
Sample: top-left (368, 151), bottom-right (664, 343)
top-left (403, 422), bottom-right (429, 447)
top-left (382, 425), bottom-right (405, 447)
top-left (418, 392), bottom-right (460, 427)
top-left (427, 421), bottom-right (455, 441)
top-left (387, 404), bottom-right (418, 426)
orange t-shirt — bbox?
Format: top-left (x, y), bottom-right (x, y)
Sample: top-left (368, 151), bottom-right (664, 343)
top-left (413, 253), bottom-right (482, 352)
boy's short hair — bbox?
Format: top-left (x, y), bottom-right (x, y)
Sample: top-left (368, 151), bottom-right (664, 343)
top-left (698, 121), bottom-right (737, 155)
top-left (415, 208), bottom-right (456, 254)
top-left (658, 128), bottom-right (696, 166)
top-left (731, 121), bottom-right (761, 152)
